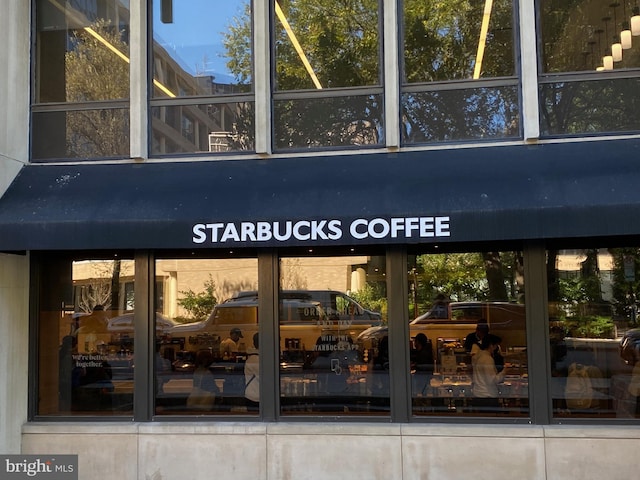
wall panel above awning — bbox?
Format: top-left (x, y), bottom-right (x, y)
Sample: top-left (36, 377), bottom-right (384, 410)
top-left (1, 139), bottom-right (640, 251)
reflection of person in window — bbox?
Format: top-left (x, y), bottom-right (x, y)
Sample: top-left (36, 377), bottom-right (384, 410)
top-left (471, 334), bottom-right (507, 412)
top-left (430, 294), bottom-right (449, 319)
top-left (411, 333), bottom-right (434, 373)
top-left (59, 335), bottom-right (79, 411)
top-left (411, 333), bottom-right (434, 398)
top-left (187, 350), bottom-right (219, 410)
top-left (244, 333), bottom-right (260, 411)
top-left (628, 346), bottom-right (640, 416)
top-left (155, 342), bottom-right (172, 395)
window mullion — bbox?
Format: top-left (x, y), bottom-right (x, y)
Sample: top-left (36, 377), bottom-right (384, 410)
top-left (130, 0), bottom-right (148, 159)
top-left (255, 0), bottom-right (272, 154)
top-left (519, 0), bottom-right (540, 141)
top-left (383, 0), bottom-right (400, 148)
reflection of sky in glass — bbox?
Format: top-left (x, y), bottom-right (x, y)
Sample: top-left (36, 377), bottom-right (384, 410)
top-left (152, 0), bottom-right (247, 84)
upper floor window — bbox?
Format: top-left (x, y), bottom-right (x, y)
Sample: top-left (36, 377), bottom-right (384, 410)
top-left (400, 0), bottom-right (520, 144)
top-left (538, 0), bottom-right (640, 136)
top-left (272, 0), bottom-right (384, 150)
top-left (150, 0), bottom-right (255, 155)
top-left (32, 0), bottom-right (131, 161)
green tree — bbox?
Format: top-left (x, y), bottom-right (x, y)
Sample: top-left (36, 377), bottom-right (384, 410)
top-left (177, 276), bottom-right (218, 322)
top-left (222, 0), bottom-right (517, 146)
top-left (350, 283), bottom-right (388, 322)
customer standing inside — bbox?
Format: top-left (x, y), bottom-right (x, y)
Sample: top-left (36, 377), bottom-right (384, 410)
top-left (220, 327), bottom-right (243, 357)
top-left (464, 321), bottom-right (489, 355)
top-left (471, 334), bottom-right (507, 412)
top-left (244, 332), bottom-right (260, 411)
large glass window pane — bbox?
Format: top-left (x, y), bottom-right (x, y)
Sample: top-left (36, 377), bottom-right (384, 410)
top-left (154, 257), bottom-right (259, 416)
top-left (150, 102), bottom-right (254, 154)
top-left (152, 0), bottom-right (253, 98)
top-left (540, 0), bottom-right (640, 73)
top-left (35, 0), bottom-right (130, 103)
top-left (401, 86), bottom-right (520, 143)
top-left (548, 248), bottom-right (640, 419)
top-left (539, 79), bottom-right (640, 136)
top-left (402, 0), bottom-right (515, 83)
top-left (273, 94), bottom-right (383, 149)
top-left (32, 108), bottom-right (130, 161)
top-left (279, 253), bottom-right (388, 416)
top-left (274, 0), bottom-right (380, 90)
top-left (408, 251), bottom-right (528, 417)
top-left (38, 255), bottom-right (135, 416)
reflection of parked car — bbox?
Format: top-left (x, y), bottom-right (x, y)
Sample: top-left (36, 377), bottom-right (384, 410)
top-left (107, 312), bottom-right (178, 333)
top-left (357, 301), bottom-right (527, 360)
top-left (620, 328), bottom-right (640, 365)
top-left (167, 290), bottom-right (382, 357)
top-left (232, 290), bottom-right (382, 325)
top-left (410, 301), bottom-right (527, 351)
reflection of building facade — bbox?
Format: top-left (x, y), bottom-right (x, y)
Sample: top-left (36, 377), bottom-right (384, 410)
top-left (4, 1), bottom-right (640, 479)
top-left (151, 43), bottom-right (246, 153)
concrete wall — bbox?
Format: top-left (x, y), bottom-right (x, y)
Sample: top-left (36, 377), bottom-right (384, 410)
top-left (0, 0), bottom-right (30, 456)
top-left (0, 254), bottom-right (29, 454)
top-left (0, 0), bottom-right (29, 182)
top-left (21, 423), bottom-right (640, 480)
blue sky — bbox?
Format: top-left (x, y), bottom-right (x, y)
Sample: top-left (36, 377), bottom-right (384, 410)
top-left (152, 0), bottom-right (247, 81)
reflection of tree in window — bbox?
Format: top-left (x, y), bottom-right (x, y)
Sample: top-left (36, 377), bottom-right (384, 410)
top-left (224, 0), bottom-right (382, 148)
top-left (64, 19), bottom-right (129, 157)
top-left (403, 0), bottom-right (514, 82)
top-left (411, 252), bottom-right (523, 316)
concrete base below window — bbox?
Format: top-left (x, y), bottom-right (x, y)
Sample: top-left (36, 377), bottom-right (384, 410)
top-left (21, 423), bottom-right (640, 479)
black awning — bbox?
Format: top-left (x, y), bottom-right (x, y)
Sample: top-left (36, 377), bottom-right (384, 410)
top-left (1, 138), bottom-right (640, 250)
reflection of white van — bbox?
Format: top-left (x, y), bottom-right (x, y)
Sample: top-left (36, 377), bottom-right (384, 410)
top-left (166, 290), bottom-right (382, 358)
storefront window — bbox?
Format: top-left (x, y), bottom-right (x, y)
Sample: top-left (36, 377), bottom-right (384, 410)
top-left (153, 257), bottom-right (259, 416)
top-left (279, 253), bottom-right (389, 415)
top-left (150, 0), bottom-right (254, 155)
top-left (408, 250), bottom-right (528, 417)
top-left (400, 0), bottom-right (519, 144)
top-left (547, 248), bottom-right (639, 419)
top-left (37, 255), bottom-right (135, 416)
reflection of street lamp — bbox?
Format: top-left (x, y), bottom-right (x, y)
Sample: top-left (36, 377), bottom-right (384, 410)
top-left (161, 0), bottom-right (173, 23)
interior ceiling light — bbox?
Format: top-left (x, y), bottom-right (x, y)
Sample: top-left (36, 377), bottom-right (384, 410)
top-left (632, 6), bottom-right (640, 35)
top-left (610, 3), bottom-right (623, 61)
top-left (603, 53), bottom-right (614, 69)
top-left (602, 16), bottom-right (614, 70)
top-left (621, 1), bottom-right (632, 47)
top-left (473, 0), bottom-right (494, 79)
top-left (621, 21), bottom-right (633, 48)
top-left (274, 1), bottom-right (323, 89)
top-left (611, 36), bottom-right (623, 61)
